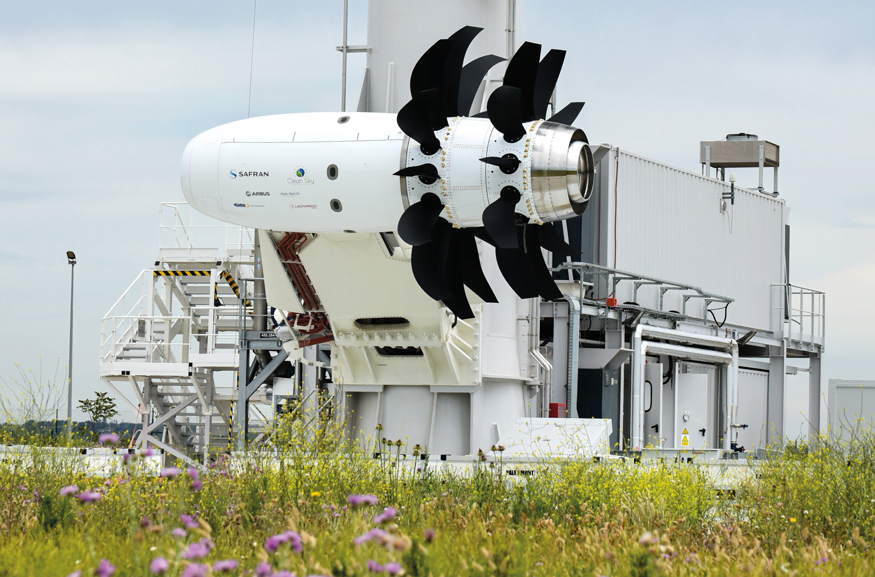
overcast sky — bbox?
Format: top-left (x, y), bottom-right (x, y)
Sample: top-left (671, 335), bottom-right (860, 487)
top-left (1, 1), bottom-right (873, 435)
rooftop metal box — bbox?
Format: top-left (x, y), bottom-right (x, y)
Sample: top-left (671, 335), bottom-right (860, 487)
top-left (700, 137), bottom-right (780, 168)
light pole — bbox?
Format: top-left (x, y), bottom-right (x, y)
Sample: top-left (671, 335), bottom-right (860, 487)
top-left (66, 250), bottom-right (76, 438)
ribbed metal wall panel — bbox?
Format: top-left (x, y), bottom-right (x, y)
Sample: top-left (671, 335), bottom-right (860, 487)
top-left (601, 148), bottom-right (786, 330)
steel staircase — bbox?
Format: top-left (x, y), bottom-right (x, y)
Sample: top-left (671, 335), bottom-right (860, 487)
top-left (99, 203), bottom-right (272, 465)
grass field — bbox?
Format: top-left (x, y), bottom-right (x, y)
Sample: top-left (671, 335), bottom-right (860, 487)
top-left (1, 420), bottom-right (874, 577)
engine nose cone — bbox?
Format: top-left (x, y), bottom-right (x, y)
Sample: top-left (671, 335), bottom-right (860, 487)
top-left (530, 122), bottom-right (594, 221)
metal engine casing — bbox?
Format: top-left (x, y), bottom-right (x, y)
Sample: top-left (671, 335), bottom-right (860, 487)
top-left (400, 117), bottom-right (594, 226)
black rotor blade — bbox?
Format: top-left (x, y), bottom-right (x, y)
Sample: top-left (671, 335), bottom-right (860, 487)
top-left (533, 49), bottom-right (566, 120)
top-left (547, 102), bottom-right (585, 126)
top-left (525, 224), bottom-right (563, 300)
top-left (397, 193), bottom-right (444, 246)
top-left (397, 99), bottom-right (442, 155)
top-left (394, 163), bottom-right (439, 179)
top-left (480, 156), bottom-right (521, 171)
top-left (455, 228), bottom-right (497, 303)
top-left (458, 54), bottom-right (505, 116)
top-left (419, 86), bottom-right (449, 131)
top-left (440, 228), bottom-right (475, 318)
top-left (503, 41), bottom-right (541, 122)
top-left (538, 222), bottom-right (580, 256)
top-left (410, 38), bottom-right (455, 100)
top-left (496, 230), bottom-right (539, 298)
top-left (481, 186), bottom-right (521, 249)
top-left (470, 226), bottom-right (496, 247)
top-left (471, 111), bottom-right (490, 118)
top-left (486, 86), bottom-right (526, 142)
top-left (443, 26), bottom-right (483, 117)
top-left (411, 219), bottom-right (453, 301)
top-left (442, 294), bottom-right (474, 320)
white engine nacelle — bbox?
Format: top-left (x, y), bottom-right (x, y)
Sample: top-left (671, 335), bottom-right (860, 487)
top-left (181, 112), bottom-right (592, 234)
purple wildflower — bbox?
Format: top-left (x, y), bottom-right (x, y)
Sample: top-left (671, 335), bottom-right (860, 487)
top-left (160, 467), bottom-right (180, 478)
top-left (424, 529), bottom-right (436, 543)
top-left (347, 494), bottom-right (380, 507)
top-left (182, 539), bottom-right (214, 560)
top-left (187, 467), bottom-right (199, 479)
top-left (384, 562), bottom-right (402, 575)
top-left (254, 562), bottom-right (273, 577)
top-left (181, 513), bottom-right (199, 529)
top-left (374, 506), bottom-right (397, 524)
top-left (190, 479), bottom-right (203, 491)
top-left (98, 433), bottom-right (119, 445)
top-left (60, 485), bottom-right (78, 497)
top-left (122, 453), bottom-right (133, 463)
top-left (140, 447), bottom-right (155, 457)
top-left (78, 491), bottom-right (102, 503)
top-left (171, 528), bottom-right (187, 538)
top-left (354, 528), bottom-right (390, 546)
top-left (95, 559), bottom-right (115, 577)
top-left (213, 559), bottom-right (238, 572)
top-left (265, 530), bottom-right (302, 554)
top-left (367, 560), bottom-right (383, 573)
top-left (149, 557), bottom-right (169, 574)
top-left (274, 573), bottom-right (297, 577)
top-left (181, 564), bottom-right (209, 577)
top-left (66, 571), bottom-right (82, 577)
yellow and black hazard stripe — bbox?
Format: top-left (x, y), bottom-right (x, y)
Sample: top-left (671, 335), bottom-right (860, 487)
top-left (220, 270), bottom-right (241, 298)
top-left (154, 269), bottom-right (250, 306)
top-left (153, 270), bottom-right (211, 277)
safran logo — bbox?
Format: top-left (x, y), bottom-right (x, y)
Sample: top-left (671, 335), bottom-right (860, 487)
top-left (231, 170), bottom-right (269, 178)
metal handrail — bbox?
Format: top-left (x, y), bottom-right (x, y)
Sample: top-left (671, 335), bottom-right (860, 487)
top-left (770, 283), bottom-right (825, 348)
top-left (555, 261), bottom-right (734, 322)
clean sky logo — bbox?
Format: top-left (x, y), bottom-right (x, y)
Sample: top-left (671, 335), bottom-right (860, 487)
top-left (296, 168), bottom-right (305, 177)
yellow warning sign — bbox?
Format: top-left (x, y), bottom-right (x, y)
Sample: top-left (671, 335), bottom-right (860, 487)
top-left (681, 435), bottom-right (689, 447)
top-left (682, 428), bottom-right (689, 435)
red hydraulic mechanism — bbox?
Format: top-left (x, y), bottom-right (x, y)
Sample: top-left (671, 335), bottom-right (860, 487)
top-left (276, 232), bottom-right (334, 347)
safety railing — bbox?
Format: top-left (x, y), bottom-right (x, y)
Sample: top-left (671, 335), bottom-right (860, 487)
top-left (554, 262), bottom-right (734, 323)
top-left (771, 284), bottom-right (825, 348)
top-left (159, 202), bottom-right (254, 262)
top-left (100, 315), bottom-right (191, 363)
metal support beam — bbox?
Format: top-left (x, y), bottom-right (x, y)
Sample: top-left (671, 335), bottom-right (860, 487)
top-left (236, 348), bottom-right (289, 449)
top-left (809, 355), bottom-right (822, 442)
top-left (768, 351), bottom-right (786, 446)
top-left (144, 394), bottom-right (198, 435)
top-left (244, 349), bottom-right (288, 400)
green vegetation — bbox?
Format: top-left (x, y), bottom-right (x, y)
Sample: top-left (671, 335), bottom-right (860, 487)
top-left (0, 415), bottom-right (874, 576)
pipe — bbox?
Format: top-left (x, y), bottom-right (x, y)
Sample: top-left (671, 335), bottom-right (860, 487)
top-left (726, 340), bottom-right (739, 451)
top-left (562, 294), bottom-right (580, 417)
top-left (340, 0), bottom-right (348, 112)
top-left (630, 323), bottom-right (737, 450)
top-left (631, 324), bottom-right (644, 449)
top-left (251, 232), bottom-right (273, 368)
top-left (639, 325), bottom-right (732, 351)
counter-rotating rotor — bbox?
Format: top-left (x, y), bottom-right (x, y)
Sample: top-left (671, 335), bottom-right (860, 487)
top-left (394, 26), bottom-right (594, 319)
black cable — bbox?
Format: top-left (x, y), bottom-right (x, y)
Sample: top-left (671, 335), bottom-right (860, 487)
top-left (707, 303), bottom-right (730, 328)
top-left (662, 356), bottom-right (674, 384)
